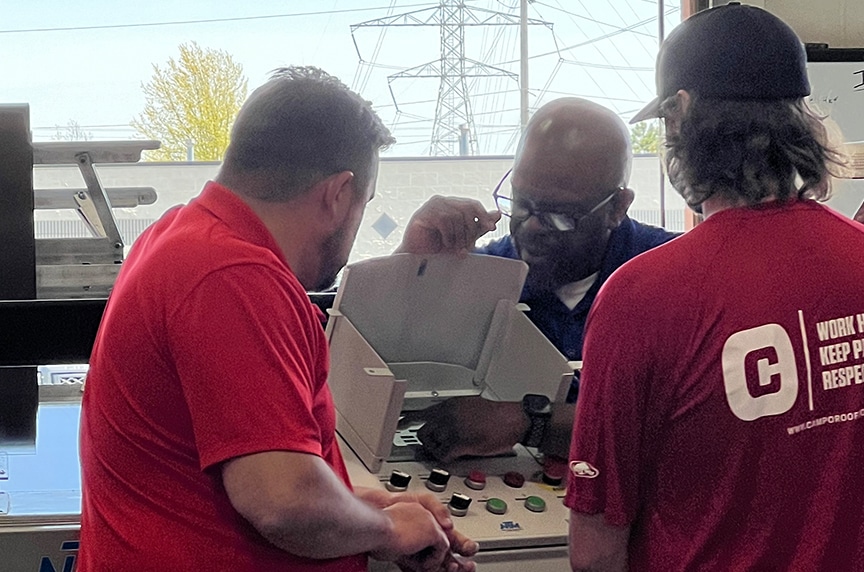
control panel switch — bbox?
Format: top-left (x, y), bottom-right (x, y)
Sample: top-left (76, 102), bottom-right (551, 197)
top-left (464, 470), bottom-right (487, 490)
top-left (485, 498), bottom-right (508, 515)
top-left (503, 471), bottom-right (525, 488)
top-left (426, 468), bottom-right (451, 492)
top-left (524, 495), bottom-right (547, 513)
top-left (448, 492), bottom-right (472, 517)
top-left (386, 470), bottom-right (412, 492)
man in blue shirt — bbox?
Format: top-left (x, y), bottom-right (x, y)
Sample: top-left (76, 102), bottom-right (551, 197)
top-left (399, 97), bottom-right (676, 461)
top-left (479, 206), bottom-right (673, 369)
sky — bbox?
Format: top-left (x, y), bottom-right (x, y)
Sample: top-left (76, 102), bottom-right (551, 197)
top-left (0, 0), bottom-right (679, 156)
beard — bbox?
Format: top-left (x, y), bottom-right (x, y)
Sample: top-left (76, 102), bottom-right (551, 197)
top-left (523, 256), bottom-right (586, 293)
top-left (312, 226), bottom-right (348, 292)
top-left (514, 224), bottom-right (606, 293)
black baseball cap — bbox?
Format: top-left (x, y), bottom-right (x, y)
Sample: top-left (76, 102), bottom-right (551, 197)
top-left (630, 3), bottom-right (810, 124)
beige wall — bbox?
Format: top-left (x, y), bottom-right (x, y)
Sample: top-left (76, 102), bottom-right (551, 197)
top-left (713, 0), bottom-right (863, 48)
top-left (765, 0), bottom-right (863, 48)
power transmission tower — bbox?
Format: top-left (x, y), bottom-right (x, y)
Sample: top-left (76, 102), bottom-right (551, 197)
top-left (351, 1), bottom-right (554, 156)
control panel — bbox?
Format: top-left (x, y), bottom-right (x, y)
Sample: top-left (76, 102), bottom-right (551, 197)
top-left (339, 436), bottom-right (570, 551)
top-left (328, 254), bottom-right (575, 569)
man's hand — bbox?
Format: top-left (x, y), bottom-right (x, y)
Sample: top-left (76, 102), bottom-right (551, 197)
top-left (404, 396), bottom-right (528, 462)
top-left (396, 550), bottom-right (476, 572)
top-left (356, 488), bottom-right (478, 571)
top-left (854, 200), bottom-right (864, 224)
top-left (397, 196), bottom-right (500, 255)
top-left (371, 502), bottom-right (450, 570)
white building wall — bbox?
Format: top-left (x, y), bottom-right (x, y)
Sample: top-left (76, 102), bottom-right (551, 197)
top-left (33, 156), bottom-right (688, 262)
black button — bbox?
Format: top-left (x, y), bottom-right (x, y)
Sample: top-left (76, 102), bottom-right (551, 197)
top-left (428, 468), bottom-right (450, 486)
top-left (386, 470), bottom-right (412, 492)
top-left (426, 468), bottom-right (450, 492)
top-left (448, 492), bottom-right (472, 511)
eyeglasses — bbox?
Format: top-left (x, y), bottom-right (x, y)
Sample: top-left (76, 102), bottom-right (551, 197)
top-left (492, 169), bottom-right (619, 232)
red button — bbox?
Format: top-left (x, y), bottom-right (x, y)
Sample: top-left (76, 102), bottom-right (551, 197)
top-left (503, 471), bottom-right (525, 488)
top-left (543, 456), bottom-right (567, 486)
top-left (464, 470), bottom-right (487, 490)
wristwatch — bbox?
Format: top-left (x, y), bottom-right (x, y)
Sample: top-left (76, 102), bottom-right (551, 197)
top-left (520, 394), bottom-right (552, 448)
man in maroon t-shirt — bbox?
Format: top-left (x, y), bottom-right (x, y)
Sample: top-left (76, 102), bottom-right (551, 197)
top-left (80, 67), bottom-right (478, 571)
top-left (566, 5), bottom-right (864, 571)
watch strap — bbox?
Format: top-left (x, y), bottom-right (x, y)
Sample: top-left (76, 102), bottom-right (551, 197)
top-left (521, 406), bottom-right (550, 448)
top-left (522, 416), bottom-right (548, 448)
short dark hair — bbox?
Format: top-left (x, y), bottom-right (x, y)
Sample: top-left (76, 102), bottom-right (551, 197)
top-left (221, 66), bottom-right (395, 201)
top-left (663, 95), bottom-right (845, 209)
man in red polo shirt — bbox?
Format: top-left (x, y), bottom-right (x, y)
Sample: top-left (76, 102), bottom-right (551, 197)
top-left (79, 66), bottom-right (477, 572)
top-left (566, 5), bottom-right (864, 570)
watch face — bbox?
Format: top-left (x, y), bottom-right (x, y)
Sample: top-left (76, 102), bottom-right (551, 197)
top-left (524, 394), bottom-right (552, 415)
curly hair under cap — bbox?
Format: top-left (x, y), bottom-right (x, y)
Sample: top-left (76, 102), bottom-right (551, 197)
top-left (221, 66), bottom-right (395, 202)
top-left (662, 95), bottom-right (845, 210)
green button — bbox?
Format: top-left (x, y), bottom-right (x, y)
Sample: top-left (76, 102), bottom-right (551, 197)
top-left (486, 498), bottom-right (508, 515)
top-left (524, 495), bottom-right (546, 513)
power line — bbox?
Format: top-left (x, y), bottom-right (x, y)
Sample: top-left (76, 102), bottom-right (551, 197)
top-left (568, 0), bottom-right (653, 98)
top-left (32, 124), bottom-right (134, 130)
top-left (537, 90), bottom-right (650, 104)
top-left (494, 5), bottom-right (678, 65)
top-left (0, 3), bottom-right (436, 35)
top-left (558, 59), bottom-right (652, 72)
top-left (533, 0), bottom-right (659, 38)
top-left (353, 0), bottom-right (399, 93)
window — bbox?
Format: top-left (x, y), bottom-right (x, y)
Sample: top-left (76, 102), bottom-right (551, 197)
top-left (4, 1), bottom-right (684, 275)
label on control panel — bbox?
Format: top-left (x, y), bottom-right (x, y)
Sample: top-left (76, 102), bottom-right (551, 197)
top-left (499, 520), bottom-right (522, 532)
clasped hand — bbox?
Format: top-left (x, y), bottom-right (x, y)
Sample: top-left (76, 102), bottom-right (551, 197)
top-left (357, 487), bottom-right (478, 572)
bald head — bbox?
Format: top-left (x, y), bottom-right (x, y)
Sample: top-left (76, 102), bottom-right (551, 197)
top-left (513, 98), bottom-right (632, 203)
top-left (507, 98), bottom-right (636, 291)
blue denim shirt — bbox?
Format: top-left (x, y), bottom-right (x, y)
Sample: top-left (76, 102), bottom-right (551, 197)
top-left (477, 216), bottom-right (677, 401)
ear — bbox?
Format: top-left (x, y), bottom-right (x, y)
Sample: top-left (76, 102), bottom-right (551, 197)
top-left (663, 90), bottom-right (692, 136)
top-left (607, 187), bottom-right (635, 229)
top-left (675, 89), bottom-right (692, 115)
top-left (316, 170), bottom-right (356, 229)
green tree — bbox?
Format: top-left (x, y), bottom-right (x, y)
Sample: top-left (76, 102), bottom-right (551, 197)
top-left (630, 121), bottom-right (661, 154)
top-left (132, 42), bottom-right (248, 161)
